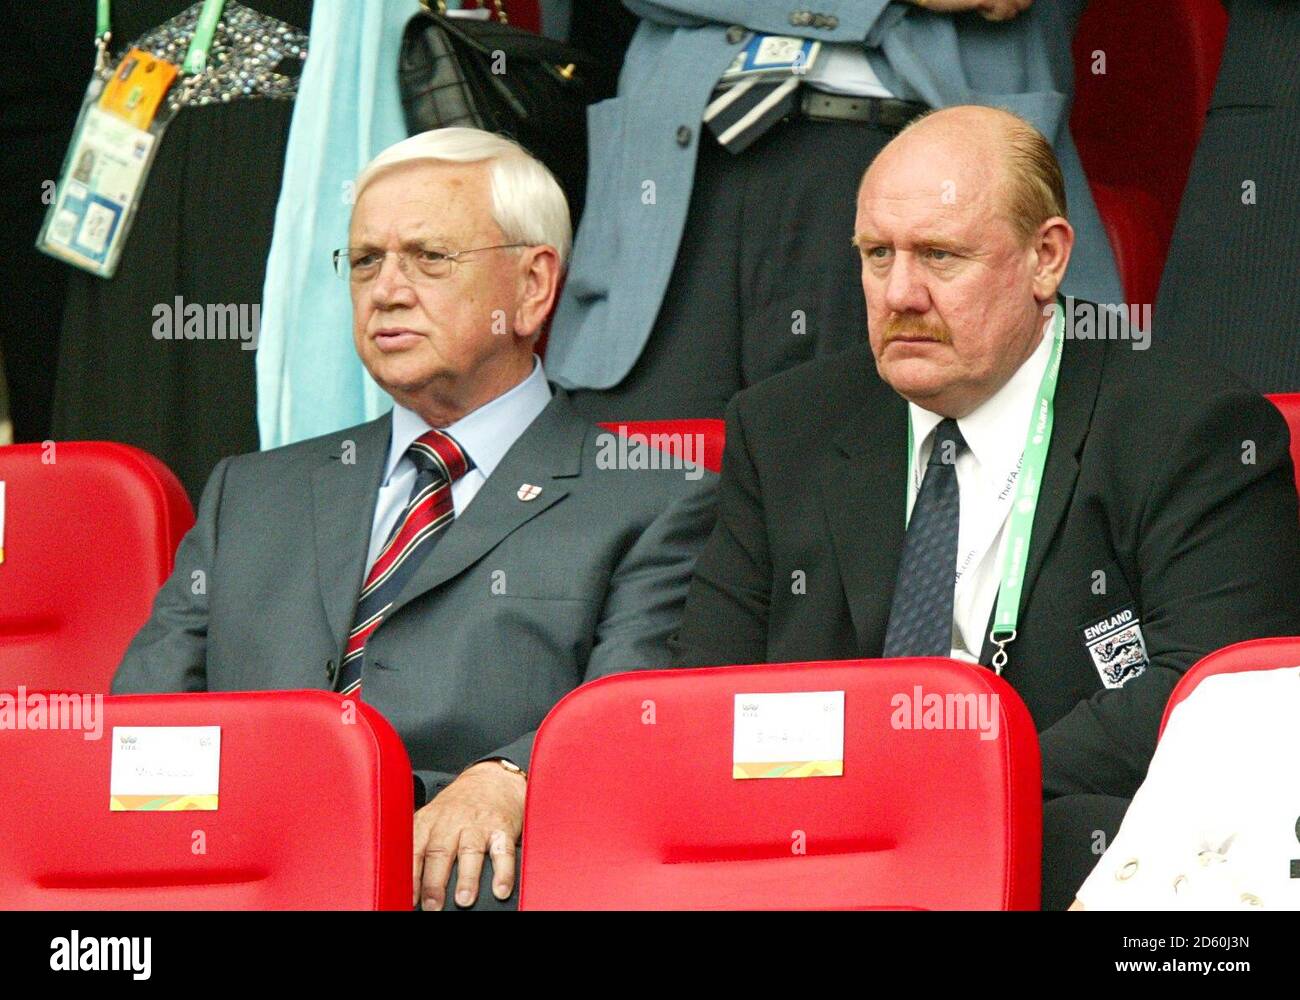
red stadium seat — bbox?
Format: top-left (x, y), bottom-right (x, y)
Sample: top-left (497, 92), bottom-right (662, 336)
top-left (1267, 394), bottom-right (1300, 492)
top-left (0, 690), bottom-right (412, 909)
top-left (1088, 183), bottom-right (1166, 312)
top-left (1159, 637), bottom-right (1300, 741)
top-left (0, 442), bottom-right (194, 694)
top-left (597, 419), bottom-right (725, 473)
top-left (520, 658), bottom-right (1041, 910)
top-left (1071, 0), bottom-right (1228, 302)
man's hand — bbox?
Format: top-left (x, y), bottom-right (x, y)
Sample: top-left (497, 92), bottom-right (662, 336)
top-left (1069, 898), bottom-right (1086, 911)
top-left (909, 0), bottom-right (1034, 20)
top-left (412, 761), bottom-right (527, 909)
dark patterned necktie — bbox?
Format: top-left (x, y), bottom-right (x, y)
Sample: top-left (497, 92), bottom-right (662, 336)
top-left (883, 418), bottom-right (967, 658)
top-left (338, 429), bottom-right (473, 698)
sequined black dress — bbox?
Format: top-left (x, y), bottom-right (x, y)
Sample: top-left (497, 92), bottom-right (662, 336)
top-left (52, 1), bottom-right (312, 502)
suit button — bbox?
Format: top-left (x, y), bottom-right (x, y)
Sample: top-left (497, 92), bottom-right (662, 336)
top-left (676, 125), bottom-right (693, 146)
top-left (789, 11), bottom-right (813, 27)
top-left (821, 14), bottom-right (839, 29)
top-left (725, 25), bottom-right (746, 44)
top-left (325, 659), bottom-right (337, 683)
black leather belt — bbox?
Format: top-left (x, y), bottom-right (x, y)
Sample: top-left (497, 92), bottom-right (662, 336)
top-left (799, 91), bottom-right (928, 132)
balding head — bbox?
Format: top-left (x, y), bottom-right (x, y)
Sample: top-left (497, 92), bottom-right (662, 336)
top-left (852, 105), bottom-right (1074, 417)
top-left (878, 106), bottom-right (1068, 242)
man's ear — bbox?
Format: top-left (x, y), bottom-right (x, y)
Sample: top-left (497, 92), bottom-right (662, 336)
top-left (1031, 216), bottom-right (1074, 303)
top-left (513, 246), bottom-right (562, 340)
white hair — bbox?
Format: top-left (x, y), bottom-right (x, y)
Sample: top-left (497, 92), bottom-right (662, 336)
top-left (354, 127), bottom-right (571, 267)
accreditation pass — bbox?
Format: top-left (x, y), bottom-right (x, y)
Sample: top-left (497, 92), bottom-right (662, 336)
top-left (43, 107), bottom-right (156, 271)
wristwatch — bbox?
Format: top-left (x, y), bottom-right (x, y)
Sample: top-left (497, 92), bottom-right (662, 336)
top-left (494, 757), bottom-right (528, 781)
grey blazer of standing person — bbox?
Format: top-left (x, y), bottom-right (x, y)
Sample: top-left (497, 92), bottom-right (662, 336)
top-left (545, 0), bottom-right (1123, 392)
top-left (112, 389), bottom-right (718, 804)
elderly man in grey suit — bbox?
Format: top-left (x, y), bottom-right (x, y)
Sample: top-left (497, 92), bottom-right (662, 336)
top-left (112, 127), bottom-right (717, 911)
top-left (547, 0), bottom-right (1123, 421)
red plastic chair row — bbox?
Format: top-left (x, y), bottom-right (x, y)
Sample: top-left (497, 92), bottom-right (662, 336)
top-left (5, 407), bottom-right (1299, 909)
top-left (0, 635), bottom-right (1290, 911)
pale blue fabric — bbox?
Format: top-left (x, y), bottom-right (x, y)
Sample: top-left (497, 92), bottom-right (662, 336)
top-left (256, 0), bottom-right (423, 450)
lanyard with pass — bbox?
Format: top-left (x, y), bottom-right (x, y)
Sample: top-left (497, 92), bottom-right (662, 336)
top-left (905, 302), bottom-right (1065, 675)
top-left (37, 0), bottom-right (226, 278)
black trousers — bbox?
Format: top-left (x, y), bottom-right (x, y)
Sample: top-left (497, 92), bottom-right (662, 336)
top-left (569, 115), bottom-right (898, 423)
top-left (1042, 794), bottom-right (1132, 911)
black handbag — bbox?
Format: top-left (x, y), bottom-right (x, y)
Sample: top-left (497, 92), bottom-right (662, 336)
top-left (398, 0), bottom-right (618, 226)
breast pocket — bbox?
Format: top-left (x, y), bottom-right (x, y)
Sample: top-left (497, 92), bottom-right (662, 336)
top-left (1206, 39), bottom-right (1282, 113)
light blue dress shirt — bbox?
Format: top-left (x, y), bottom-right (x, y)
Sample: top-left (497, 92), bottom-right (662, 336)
top-left (365, 356), bottom-right (553, 571)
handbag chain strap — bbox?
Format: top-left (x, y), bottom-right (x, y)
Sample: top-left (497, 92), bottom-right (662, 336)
top-left (431, 0), bottom-right (509, 24)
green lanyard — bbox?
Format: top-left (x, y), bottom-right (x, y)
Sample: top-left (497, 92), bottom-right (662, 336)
top-left (904, 302), bottom-right (1065, 675)
top-left (96, 0), bottom-right (227, 76)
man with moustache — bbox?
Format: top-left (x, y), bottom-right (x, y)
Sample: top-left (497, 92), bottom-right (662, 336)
top-left (671, 105), bottom-right (1300, 909)
top-left (114, 128), bottom-right (716, 911)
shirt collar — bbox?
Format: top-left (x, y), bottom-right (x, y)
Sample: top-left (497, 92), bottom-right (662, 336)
top-left (385, 355), bottom-right (552, 485)
top-left (908, 319), bottom-right (1055, 490)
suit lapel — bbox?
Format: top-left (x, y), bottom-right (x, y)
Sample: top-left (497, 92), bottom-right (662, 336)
top-left (310, 415), bottom-right (391, 656)
top-left (978, 333), bottom-right (1106, 665)
top-left (384, 391), bottom-right (586, 618)
top-left (814, 360), bottom-right (910, 655)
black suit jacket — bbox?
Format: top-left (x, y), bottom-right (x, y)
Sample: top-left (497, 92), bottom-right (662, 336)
top-left (672, 330), bottom-right (1300, 800)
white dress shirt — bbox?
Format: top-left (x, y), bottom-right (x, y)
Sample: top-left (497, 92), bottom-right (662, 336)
top-left (805, 44), bottom-right (895, 99)
top-left (1076, 665), bottom-right (1300, 911)
top-left (905, 325), bottom-right (1054, 662)
top-left (365, 356), bottom-right (552, 572)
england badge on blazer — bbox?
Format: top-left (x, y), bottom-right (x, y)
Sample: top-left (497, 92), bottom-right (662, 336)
top-left (1081, 608), bottom-right (1150, 689)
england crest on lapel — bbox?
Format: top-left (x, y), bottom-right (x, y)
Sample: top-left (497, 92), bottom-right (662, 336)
top-left (1081, 608), bottom-right (1149, 689)
top-left (517, 484), bottom-right (542, 502)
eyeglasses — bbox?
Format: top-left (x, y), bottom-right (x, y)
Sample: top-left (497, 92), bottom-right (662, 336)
top-left (331, 242), bottom-right (530, 283)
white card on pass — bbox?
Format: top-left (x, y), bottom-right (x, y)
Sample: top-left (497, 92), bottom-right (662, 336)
top-left (733, 691), bottom-right (844, 779)
top-left (110, 726), bottom-right (221, 811)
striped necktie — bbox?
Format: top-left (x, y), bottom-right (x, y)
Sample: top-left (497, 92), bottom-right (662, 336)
top-left (338, 429), bottom-right (473, 698)
top-left (704, 75), bottom-right (802, 154)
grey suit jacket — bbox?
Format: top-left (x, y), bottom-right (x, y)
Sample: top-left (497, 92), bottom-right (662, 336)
top-left (545, 0), bottom-right (1124, 390)
top-left (113, 390), bottom-right (718, 803)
